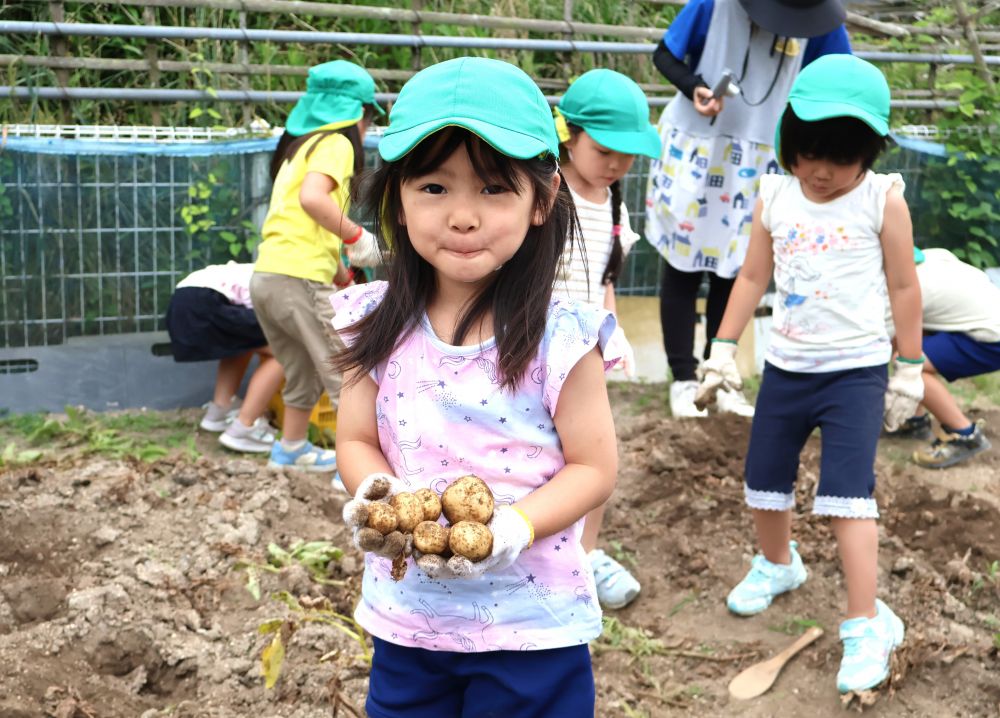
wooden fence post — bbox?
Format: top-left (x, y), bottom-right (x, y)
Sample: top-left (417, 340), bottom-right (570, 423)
top-left (48, 1), bottom-right (72, 123)
top-left (143, 5), bottom-right (162, 126)
top-left (239, 9), bottom-right (252, 126)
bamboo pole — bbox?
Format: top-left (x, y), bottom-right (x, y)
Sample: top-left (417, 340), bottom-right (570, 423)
top-left (953, 0), bottom-right (997, 96)
top-left (60, 0), bottom-right (666, 40)
top-left (143, 5), bottom-right (161, 125)
top-left (48, 2), bottom-right (72, 123)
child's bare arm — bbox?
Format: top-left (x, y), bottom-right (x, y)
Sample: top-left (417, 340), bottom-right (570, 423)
top-left (515, 347), bottom-right (617, 540)
top-left (715, 199), bottom-right (774, 341)
top-left (881, 189), bottom-right (922, 359)
top-left (299, 171), bottom-right (362, 241)
top-left (336, 369), bottom-right (392, 495)
top-left (602, 282), bottom-right (617, 313)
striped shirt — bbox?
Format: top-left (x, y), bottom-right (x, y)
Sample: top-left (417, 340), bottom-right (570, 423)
top-left (555, 185), bottom-right (640, 306)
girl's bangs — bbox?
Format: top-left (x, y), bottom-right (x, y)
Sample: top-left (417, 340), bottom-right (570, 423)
top-left (397, 127), bottom-right (528, 193)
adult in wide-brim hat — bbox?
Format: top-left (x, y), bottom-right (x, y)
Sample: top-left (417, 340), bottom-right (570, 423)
top-left (738, 0), bottom-right (845, 38)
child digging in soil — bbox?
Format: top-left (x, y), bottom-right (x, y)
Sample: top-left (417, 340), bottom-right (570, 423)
top-left (166, 262), bottom-right (282, 453)
top-left (884, 247), bottom-right (998, 469)
top-left (332, 57), bottom-right (620, 716)
top-left (250, 60), bottom-right (383, 473)
top-left (695, 55), bottom-right (923, 694)
top-left (553, 68), bottom-right (662, 610)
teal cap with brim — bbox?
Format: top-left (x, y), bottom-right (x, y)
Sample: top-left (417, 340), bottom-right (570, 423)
top-left (379, 57), bottom-right (559, 162)
top-left (787, 54), bottom-right (890, 136)
top-left (557, 69), bottom-right (661, 159)
top-left (286, 60), bottom-right (385, 136)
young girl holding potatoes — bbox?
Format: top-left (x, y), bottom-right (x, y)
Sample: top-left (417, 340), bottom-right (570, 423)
top-left (331, 57), bottom-right (620, 717)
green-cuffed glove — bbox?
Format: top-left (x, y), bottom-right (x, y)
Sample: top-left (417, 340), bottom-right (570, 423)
top-left (884, 358), bottom-right (925, 432)
top-left (695, 340), bottom-right (741, 411)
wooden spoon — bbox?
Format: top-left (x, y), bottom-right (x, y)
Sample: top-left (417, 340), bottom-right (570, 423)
top-left (728, 626), bottom-right (824, 700)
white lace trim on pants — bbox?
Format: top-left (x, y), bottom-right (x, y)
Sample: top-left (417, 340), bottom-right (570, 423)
top-left (745, 486), bottom-right (795, 511)
top-left (814, 495), bottom-right (879, 519)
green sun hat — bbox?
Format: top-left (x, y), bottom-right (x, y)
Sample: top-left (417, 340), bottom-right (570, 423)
top-left (557, 69), bottom-right (661, 159)
top-left (787, 54), bottom-right (890, 136)
top-left (378, 57), bottom-right (559, 162)
top-left (286, 61), bottom-right (385, 136)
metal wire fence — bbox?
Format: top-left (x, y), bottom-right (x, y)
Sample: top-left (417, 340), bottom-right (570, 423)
top-left (0, 124), bottom-right (995, 350)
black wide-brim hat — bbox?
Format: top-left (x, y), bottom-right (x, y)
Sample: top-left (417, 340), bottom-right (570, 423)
top-left (738, 0), bottom-right (846, 38)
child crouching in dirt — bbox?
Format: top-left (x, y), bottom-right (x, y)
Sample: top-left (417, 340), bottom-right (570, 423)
top-left (695, 55), bottom-right (922, 694)
top-left (884, 247), bottom-right (998, 469)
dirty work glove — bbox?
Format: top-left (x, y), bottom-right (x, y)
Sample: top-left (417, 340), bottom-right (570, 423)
top-left (883, 358), bottom-right (925, 432)
top-left (694, 339), bottom-right (741, 411)
top-left (608, 326), bottom-right (637, 381)
top-left (429, 506), bottom-right (533, 579)
top-left (345, 228), bottom-right (381, 268)
top-left (342, 472), bottom-right (412, 560)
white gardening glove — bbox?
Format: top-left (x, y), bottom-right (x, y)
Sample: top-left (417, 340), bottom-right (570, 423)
top-left (608, 326), bottom-right (637, 380)
top-left (342, 472), bottom-right (412, 560)
top-left (417, 506), bottom-right (533, 580)
top-left (694, 340), bottom-right (741, 411)
top-left (883, 358), bottom-right (925, 432)
top-left (345, 228), bottom-right (381, 268)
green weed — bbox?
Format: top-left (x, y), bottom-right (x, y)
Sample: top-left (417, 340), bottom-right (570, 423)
top-left (769, 616), bottom-right (824, 635)
top-left (0, 441), bottom-right (43, 467)
top-left (594, 616), bottom-right (668, 661)
top-left (607, 539), bottom-right (638, 570)
top-left (668, 592), bottom-right (698, 617)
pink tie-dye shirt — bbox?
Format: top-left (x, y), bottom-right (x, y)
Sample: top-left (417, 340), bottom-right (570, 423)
top-left (332, 281), bottom-right (619, 653)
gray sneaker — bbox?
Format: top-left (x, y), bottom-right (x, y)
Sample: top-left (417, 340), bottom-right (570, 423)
top-left (913, 421), bottom-right (990, 469)
top-left (219, 417), bottom-right (276, 454)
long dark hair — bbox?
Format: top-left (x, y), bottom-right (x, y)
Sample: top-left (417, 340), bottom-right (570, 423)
top-left (333, 128), bottom-right (579, 392)
top-left (564, 123), bottom-right (624, 289)
top-left (268, 105), bottom-right (376, 183)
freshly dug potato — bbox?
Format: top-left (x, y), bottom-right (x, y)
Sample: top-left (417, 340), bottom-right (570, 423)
top-left (366, 502), bottom-right (398, 535)
top-left (413, 521), bottom-right (451, 555)
top-left (449, 521), bottom-right (493, 562)
top-left (441, 475), bottom-right (494, 525)
top-left (391, 492), bottom-right (424, 533)
top-left (414, 488), bottom-right (443, 522)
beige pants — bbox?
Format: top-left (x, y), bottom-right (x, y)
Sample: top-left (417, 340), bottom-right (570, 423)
top-left (249, 272), bottom-right (343, 410)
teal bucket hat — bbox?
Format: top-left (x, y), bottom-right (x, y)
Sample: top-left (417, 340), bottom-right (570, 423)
top-left (378, 57), bottom-right (559, 162)
top-left (286, 61), bottom-right (385, 136)
top-left (786, 54), bottom-right (890, 137)
top-left (557, 69), bottom-right (661, 159)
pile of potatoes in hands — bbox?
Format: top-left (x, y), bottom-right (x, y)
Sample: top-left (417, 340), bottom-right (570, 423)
top-left (353, 474), bottom-right (495, 581)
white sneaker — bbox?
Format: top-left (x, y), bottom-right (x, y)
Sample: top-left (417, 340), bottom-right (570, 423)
top-left (716, 387), bottom-right (755, 417)
top-left (670, 380), bottom-right (708, 418)
top-left (219, 417), bottom-right (276, 454)
top-left (199, 397), bottom-right (242, 432)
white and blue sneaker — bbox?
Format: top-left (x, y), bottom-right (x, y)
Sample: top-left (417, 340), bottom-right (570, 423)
top-left (837, 599), bottom-right (905, 693)
top-left (727, 541), bottom-right (808, 616)
top-left (267, 440), bottom-right (337, 473)
top-left (330, 471), bottom-right (347, 493)
top-left (589, 549), bottom-right (641, 610)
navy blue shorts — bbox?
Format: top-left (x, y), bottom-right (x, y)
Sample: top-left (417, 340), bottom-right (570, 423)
top-left (922, 331), bottom-right (1000, 382)
top-left (366, 637), bottom-right (595, 718)
top-left (165, 287), bottom-right (267, 362)
top-left (744, 362), bottom-right (887, 518)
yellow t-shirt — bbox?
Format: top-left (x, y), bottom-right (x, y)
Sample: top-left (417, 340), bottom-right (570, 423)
top-left (255, 132), bottom-right (355, 284)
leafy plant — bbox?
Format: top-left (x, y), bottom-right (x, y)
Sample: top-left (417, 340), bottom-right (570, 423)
top-left (0, 441), bottom-right (42, 467)
top-left (257, 591), bottom-right (370, 688)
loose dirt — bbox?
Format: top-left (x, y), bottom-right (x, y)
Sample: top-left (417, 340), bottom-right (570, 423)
top-left (1, 384), bottom-right (997, 717)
